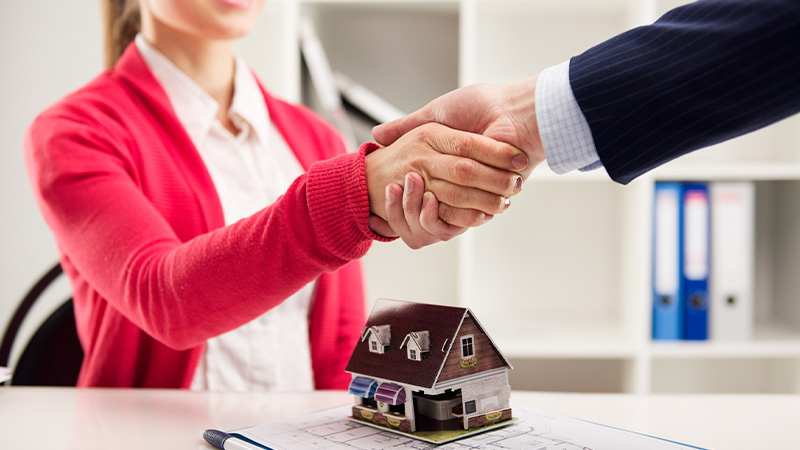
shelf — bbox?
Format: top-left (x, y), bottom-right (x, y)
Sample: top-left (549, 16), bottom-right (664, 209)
top-left (650, 343), bottom-right (800, 360)
top-left (650, 358), bottom-right (800, 394)
top-left (651, 162), bottom-right (800, 182)
top-left (649, 323), bottom-right (800, 359)
top-left (292, 0), bottom-right (800, 396)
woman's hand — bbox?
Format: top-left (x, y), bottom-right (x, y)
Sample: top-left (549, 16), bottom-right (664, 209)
top-left (369, 172), bottom-right (468, 249)
top-left (365, 122), bottom-right (527, 228)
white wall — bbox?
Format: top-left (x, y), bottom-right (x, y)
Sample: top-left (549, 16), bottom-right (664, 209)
top-left (0, 1), bottom-right (103, 354)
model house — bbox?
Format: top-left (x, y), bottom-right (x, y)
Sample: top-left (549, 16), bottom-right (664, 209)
top-left (345, 299), bottom-right (513, 434)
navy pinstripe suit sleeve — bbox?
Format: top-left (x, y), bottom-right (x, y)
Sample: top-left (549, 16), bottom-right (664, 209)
top-left (569, 0), bottom-right (800, 184)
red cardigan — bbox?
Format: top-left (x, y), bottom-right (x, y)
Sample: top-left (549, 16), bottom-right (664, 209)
top-left (24, 45), bottom-right (387, 389)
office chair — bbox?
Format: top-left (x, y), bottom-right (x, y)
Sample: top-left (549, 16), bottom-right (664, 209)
top-left (0, 262), bottom-right (83, 386)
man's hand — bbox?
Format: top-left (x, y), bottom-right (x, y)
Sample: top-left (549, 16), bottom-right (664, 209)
top-left (373, 75), bottom-right (544, 180)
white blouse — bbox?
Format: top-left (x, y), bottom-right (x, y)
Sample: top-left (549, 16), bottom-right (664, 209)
top-left (135, 35), bottom-right (315, 392)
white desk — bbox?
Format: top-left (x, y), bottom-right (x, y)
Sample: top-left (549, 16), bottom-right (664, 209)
top-left (0, 388), bottom-right (797, 449)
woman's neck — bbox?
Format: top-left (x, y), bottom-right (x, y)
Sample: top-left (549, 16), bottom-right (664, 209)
top-left (142, 27), bottom-right (238, 133)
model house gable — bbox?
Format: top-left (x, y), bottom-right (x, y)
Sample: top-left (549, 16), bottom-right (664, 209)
top-left (436, 314), bottom-right (508, 383)
top-left (400, 331), bottom-right (430, 361)
top-left (361, 324), bottom-right (391, 354)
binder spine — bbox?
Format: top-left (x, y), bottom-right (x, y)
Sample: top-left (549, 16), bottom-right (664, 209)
top-left (681, 183), bottom-right (710, 340)
top-left (710, 182), bottom-right (755, 340)
top-left (652, 182), bottom-right (684, 340)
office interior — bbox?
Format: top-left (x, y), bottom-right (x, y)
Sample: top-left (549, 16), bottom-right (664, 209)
top-left (3, 0), bottom-right (800, 396)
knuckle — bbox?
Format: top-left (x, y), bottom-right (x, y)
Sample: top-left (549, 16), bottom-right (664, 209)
top-left (445, 186), bottom-right (467, 208)
top-left (451, 134), bottom-right (470, 157)
top-left (439, 203), bottom-right (456, 224)
top-left (488, 195), bottom-right (507, 214)
top-left (440, 204), bottom-right (483, 228)
top-left (415, 122), bottom-right (439, 140)
top-left (413, 126), bottom-right (432, 143)
top-left (492, 173), bottom-right (516, 196)
top-left (450, 159), bottom-right (477, 182)
top-left (407, 155), bottom-right (427, 173)
top-left (464, 210), bottom-right (486, 227)
top-left (448, 212), bottom-right (470, 228)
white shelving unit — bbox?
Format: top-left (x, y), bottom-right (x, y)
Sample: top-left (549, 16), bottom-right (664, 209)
top-left (240, 0), bottom-right (800, 394)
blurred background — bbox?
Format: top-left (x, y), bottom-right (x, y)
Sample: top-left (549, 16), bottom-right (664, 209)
top-left (3, 0), bottom-right (800, 394)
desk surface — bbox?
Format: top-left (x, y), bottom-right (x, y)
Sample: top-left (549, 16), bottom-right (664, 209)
top-left (0, 388), bottom-right (797, 449)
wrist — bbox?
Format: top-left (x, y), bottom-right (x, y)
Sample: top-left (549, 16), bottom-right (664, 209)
top-left (363, 143), bottom-right (387, 219)
top-left (535, 60), bottom-right (600, 175)
top-left (505, 75), bottom-right (545, 174)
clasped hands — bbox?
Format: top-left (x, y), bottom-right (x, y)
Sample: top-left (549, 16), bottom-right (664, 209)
top-left (365, 76), bottom-right (543, 249)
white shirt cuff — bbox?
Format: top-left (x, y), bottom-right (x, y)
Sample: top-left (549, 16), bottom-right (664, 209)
top-left (535, 60), bottom-right (602, 174)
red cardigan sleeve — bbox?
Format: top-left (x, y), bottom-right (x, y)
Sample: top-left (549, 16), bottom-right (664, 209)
top-left (24, 81), bottom-right (382, 352)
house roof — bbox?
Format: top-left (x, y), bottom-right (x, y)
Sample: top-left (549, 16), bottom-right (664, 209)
top-left (345, 299), bottom-right (510, 389)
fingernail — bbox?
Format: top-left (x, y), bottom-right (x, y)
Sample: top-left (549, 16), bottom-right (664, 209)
top-left (386, 186), bottom-right (398, 205)
top-left (405, 174), bottom-right (415, 193)
top-left (512, 154), bottom-right (528, 170)
top-left (513, 176), bottom-right (523, 194)
top-left (422, 192), bottom-right (431, 208)
top-left (503, 197), bottom-right (511, 211)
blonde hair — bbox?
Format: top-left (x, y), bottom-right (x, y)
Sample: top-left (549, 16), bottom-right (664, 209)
top-left (102, 0), bottom-right (141, 69)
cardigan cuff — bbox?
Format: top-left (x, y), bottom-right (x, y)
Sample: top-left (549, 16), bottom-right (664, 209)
top-left (306, 143), bottom-right (394, 262)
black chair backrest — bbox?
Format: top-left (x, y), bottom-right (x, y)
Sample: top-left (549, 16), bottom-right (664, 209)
top-left (0, 262), bottom-right (83, 386)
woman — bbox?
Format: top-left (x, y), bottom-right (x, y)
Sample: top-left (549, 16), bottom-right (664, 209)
top-left (24, 0), bottom-right (526, 390)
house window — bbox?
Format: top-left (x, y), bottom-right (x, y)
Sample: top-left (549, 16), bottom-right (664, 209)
top-left (371, 341), bottom-right (377, 352)
top-left (460, 335), bottom-right (475, 358)
top-left (464, 400), bottom-right (477, 414)
top-left (410, 349), bottom-right (417, 360)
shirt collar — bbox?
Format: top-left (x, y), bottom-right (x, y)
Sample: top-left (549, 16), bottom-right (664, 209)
top-left (134, 34), bottom-right (270, 146)
top-left (229, 54), bottom-right (271, 145)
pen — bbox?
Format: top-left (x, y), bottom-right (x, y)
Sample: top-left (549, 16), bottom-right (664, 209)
top-left (203, 429), bottom-right (265, 450)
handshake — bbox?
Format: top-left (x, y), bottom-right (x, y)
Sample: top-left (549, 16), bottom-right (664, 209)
top-left (365, 75), bottom-right (543, 249)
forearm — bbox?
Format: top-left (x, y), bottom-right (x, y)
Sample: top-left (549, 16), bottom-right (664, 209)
top-left (129, 154), bottom-right (377, 348)
top-left (27, 123), bottom-right (380, 349)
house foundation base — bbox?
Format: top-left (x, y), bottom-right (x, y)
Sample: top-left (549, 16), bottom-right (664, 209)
top-left (351, 406), bottom-right (413, 433)
top-left (465, 408), bottom-right (512, 429)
